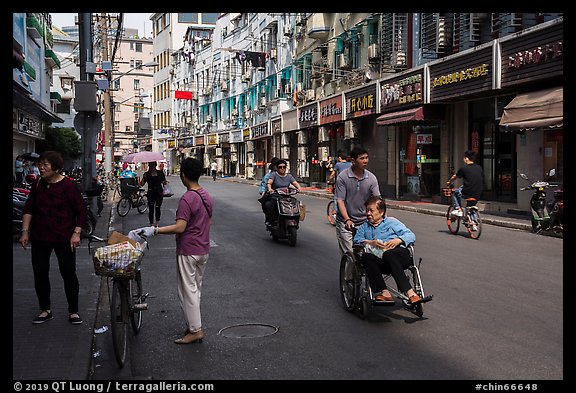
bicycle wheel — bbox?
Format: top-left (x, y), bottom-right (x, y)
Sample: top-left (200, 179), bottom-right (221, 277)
top-left (130, 271), bottom-right (144, 334)
top-left (117, 196), bottom-right (132, 217)
top-left (446, 205), bottom-right (460, 234)
top-left (110, 279), bottom-right (128, 368)
top-left (327, 200), bottom-right (337, 226)
top-left (339, 252), bottom-right (360, 312)
top-left (467, 211), bottom-right (482, 240)
top-left (137, 195), bottom-right (148, 214)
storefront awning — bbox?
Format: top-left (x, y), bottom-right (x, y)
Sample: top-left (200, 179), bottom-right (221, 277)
top-left (376, 107), bottom-right (424, 126)
top-left (499, 87), bottom-right (563, 131)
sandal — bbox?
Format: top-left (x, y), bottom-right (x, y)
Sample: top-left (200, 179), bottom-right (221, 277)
top-left (408, 294), bottom-right (423, 305)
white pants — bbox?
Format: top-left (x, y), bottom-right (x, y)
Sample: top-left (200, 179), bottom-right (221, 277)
top-left (176, 254), bottom-right (209, 333)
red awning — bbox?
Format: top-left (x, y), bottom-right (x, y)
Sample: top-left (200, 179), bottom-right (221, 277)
top-left (376, 107), bottom-right (424, 126)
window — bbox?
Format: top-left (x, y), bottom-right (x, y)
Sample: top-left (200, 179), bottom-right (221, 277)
top-left (135, 59), bottom-right (143, 68)
top-left (135, 42), bottom-right (142, 52)
top-left (114, 121), bottom-right (120, 131)
top-left (134, 79), bottom-right (140, 90)
top-left (179, 13), bottom-right (197, 23)
top-left (130, 42), bottom-right (134, 50)
top-left (55, 99), bottom-right (71, 114)
top-left (125, 126), bottom-right (132, 132)
top-left (201, 13), bottom-right (219, 24)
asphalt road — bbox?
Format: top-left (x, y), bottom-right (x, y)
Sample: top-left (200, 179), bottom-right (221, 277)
top-left (91, 175), bottom-right (563, 381)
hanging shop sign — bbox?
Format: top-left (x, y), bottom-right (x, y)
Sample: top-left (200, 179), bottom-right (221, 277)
top-left (282, 108), bottom-right (298, 132)
top-left (182, 137), bottom-right (194, 147)
top-left (500, 20), bottom-right (563, 88)
top-left (16, 110), bottom-right (45, 138)
top-left (345, 83), bottom-right (377, 120)
top-left (416, 134), bottom-right (433, 144)
top-left (251, 121), bottom-right (270, 139)
top-left (428, 46), bottom-right (493, 102)
top-left (230, 130), bottom-right (243, 143)
top-left (207, 134), bottom-right (218, 145)
top-left (242, 128), bottom-right (251, 140)
top-left (219, 132), bottom-right (230, 144)
top-left (380, 71), bottom-right (423, 112)
top-left (319, 95), bottom-right (343, 125)
top-left (298, 103), bottom-right (318, 129)
top-left (271, 118), bottom-right (282, 134)
top-left (194, 135), bottom-right (205, 146)
top-left (167, 139), bottom-right (176, 149)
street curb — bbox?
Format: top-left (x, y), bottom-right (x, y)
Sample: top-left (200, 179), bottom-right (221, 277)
top-left (219, 175), bottom-right (533, 232)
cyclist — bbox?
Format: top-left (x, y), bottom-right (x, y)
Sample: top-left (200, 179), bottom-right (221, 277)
top-left (334, 146), bottom-right (381, 256)
top-left (447, 150), bottom-right (484, 218)
top-left (353, 196), bottom-right (421, 305)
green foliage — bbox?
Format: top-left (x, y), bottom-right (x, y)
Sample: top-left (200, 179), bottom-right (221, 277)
top-left (36, 127), bottom-right (82, 160)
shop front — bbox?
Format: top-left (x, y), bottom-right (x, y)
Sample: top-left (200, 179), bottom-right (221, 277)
top-left (428, 43), bottom-right (499, 202)
top-left (297, 102), bottom-right (319, 184)
top-left (251, 121), bottom-right (272, 180)
top-left (204, 134), bottom-right (218, 175)
top-left (498, 18), bottom-right (563, 211)
top-left (218, 131), bottom-right (231, 176)
top-left (229, 129), bottom-right (243, 177)
top-left (319, 94), bottom-right (344, 184)
top-left (281, 109), bottom-right (298, 176)
top-left (271, 117), bottom-right (282, 160)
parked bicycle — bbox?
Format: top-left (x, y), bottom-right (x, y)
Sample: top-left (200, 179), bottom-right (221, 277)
top-left (88, 234), bottom-right (149, 368)
top-left (116, 184), bottom-right (148, 217)
top-left (326, 184), bottom-right (337, 226)
top-left (444, 182), bottom-right (482, 239)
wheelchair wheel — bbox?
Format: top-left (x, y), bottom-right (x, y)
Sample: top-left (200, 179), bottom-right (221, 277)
top-left (446, 205), bottom-right (460, 234)
top-left (359, 297), bottom-right (371, 320)
top-left (339, 252), bottom-right (360, 312)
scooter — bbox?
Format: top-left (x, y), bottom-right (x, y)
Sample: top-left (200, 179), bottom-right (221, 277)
top-left (265, 187), bottom-right (302, 246)
top-left (519, 169), bottom-right (563, 237)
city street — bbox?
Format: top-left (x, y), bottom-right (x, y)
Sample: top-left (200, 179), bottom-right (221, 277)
top-left (89, 175), bottom-right (563, 380)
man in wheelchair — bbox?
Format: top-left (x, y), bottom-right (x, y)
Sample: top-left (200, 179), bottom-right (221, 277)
top-left (353, 196), bottom-right (423, 306)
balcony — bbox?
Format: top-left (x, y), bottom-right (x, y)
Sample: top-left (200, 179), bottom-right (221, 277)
top-left (44, 49), bottom-right (61, 69)
top-left (50, 91), bottom-right (62, 104)
top-left (26, 15), bottom-right (43, 39)
top-left (23, 61), bottom-right (36, 81)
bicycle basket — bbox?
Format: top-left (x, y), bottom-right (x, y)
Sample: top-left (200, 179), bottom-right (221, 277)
top-left (442, 187), bottom-right (452, 197)
top-left (92, 241), bottom-right (144, 278)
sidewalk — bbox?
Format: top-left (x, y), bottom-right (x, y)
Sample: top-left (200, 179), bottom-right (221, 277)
top-left (12, 203), bottom-right (112, 380)
top-left (220, 175), bottom-right (533, 232)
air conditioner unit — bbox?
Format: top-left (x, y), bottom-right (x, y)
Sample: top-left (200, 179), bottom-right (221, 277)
top-left (221, 80), bottom-right (228, 91)
top-left (283, 25), bottom-right (293, 37)
top-left (242, 71), bottom-right (251, 82)
top-left (296, 82), bottom-right (303, 92)
top-left (203, 87), bottom-right (213, 96)
top-left (306, 89), bottom-right (315, 101)
top-left (259, 97), bottom-right (267, 108)
top-left (270, 48), bottom-right (277, 60)
top-left (206, 115), bottom-right (213, 123)
top-left (285, 84), bottom-right (292, 95)
top-left (338, 53), bottom-right (351, 69)
top-left (245, 110), bottom-right (252, 119)
top-left (231, 108), bottom-right (239, 117)
top-left (368, 43), bottom-right (380, 60)
top-left (244, 105), bottom-right (250, 113)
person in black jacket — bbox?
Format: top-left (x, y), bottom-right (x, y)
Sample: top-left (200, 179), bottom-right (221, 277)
top-left (140, 161), bottom-right (168, 226)
top-left (447, 150), bottom-right (484, 217)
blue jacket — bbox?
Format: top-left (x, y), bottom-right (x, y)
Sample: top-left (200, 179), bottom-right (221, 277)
top-left (259, 171), bottom-right (275, 194)
top-left (353, 216), bottom-right (416, 248)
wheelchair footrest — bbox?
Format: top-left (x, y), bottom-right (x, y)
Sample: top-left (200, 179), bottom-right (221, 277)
top-left (371, 299), bottom-right (396, 307)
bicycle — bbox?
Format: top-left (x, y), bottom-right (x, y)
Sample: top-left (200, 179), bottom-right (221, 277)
top-left (444, 183), bottom-right (482, 239)
top-left (116, 184), bottom-right (148, 217)
top-left (88, 234), bottom-right (149, 368)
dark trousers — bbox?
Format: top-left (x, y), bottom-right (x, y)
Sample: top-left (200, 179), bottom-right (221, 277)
top-left (31, 241), bottom-right (79, 314)
top-left (263, 195), bottom-right (280, 222)
top-left (361, 247), bottom-right (412, 294)
top-left (147, 192), bottom-right (164, 224)
top-left (211, 170), bottom-right (217, 181)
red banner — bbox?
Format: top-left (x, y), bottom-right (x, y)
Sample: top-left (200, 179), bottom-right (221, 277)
top-left (175, 90), bottom-right (193, 100)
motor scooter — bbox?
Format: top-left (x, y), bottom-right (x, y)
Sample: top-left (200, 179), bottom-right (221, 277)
top-left (265, 187), bottom-right (302, 246)
top-left (519, 169), bottom-right (563, 237)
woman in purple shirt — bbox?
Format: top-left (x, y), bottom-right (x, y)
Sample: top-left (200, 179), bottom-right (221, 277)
top-left (20, 151), bottom-right (87, 325)
top-left (129, 158), bottom-right (213, 345)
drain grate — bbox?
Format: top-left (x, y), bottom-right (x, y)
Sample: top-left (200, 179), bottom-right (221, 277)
top-left (218, 323), bottom-right (279, 338)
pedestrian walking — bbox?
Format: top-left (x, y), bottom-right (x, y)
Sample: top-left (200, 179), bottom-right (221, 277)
top-left (140, 161), bottom-right (167, 227)
top-left (19, 150), bottom-right (88, 325)
top-left (210, 160), bottom-right (218, 181)
top-left (129, 157), bottom-right (213, 344)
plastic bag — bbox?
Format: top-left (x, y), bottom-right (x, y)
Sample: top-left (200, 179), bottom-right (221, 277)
top-left (162, 183), bottom-right (174, 197)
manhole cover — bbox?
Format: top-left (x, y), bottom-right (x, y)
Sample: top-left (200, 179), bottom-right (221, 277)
top-left (218, 323), bottom-right (279, 338)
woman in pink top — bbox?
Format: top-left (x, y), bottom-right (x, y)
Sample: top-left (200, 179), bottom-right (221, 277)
top-left (129, 157), bottom-right (213, 344)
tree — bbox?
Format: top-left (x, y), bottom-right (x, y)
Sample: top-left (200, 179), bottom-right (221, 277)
top-left (36, 126), bottom-right (82, 162)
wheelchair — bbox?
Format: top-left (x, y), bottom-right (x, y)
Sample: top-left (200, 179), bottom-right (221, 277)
top-left (339, 243), bottom-right (433, 319)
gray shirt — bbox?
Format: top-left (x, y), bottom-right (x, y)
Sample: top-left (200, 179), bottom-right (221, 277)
top-left (270, 172), bottom-right (296, 189)
top-left (334, 167), bottom-right (380, 225)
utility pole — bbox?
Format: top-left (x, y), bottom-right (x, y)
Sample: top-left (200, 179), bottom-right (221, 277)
top-left (102, 13), bottom-right (114, 174)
